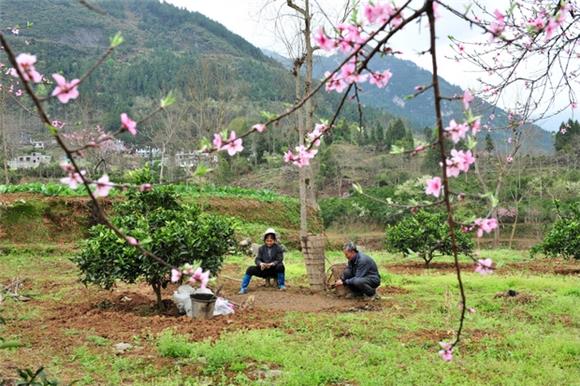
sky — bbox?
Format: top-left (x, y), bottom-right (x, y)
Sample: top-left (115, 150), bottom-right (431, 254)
top-left (164, 0), bottom-right (576, 131)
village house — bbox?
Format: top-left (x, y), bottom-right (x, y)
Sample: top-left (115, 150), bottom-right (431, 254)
top-left (7, 152), bottom-right (52, 170)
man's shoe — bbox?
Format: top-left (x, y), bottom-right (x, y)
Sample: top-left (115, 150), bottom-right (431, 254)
top-left (278, 285), bottom-right (286, 291)
top-left (363, 294), bottom-right (377, 301)
top-left (239, 288), bottom-right (248, 294)
top-left (345, 292), bottom-right (355, 299)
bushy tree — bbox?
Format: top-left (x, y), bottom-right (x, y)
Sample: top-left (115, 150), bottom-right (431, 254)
top-left (74, 187), bottom-right (235, 307)
top-left (554, 119), bottom-right (580, 155)
top-left (531, 201), bottom-right (579, 260)
top-left (386, 210), bottom-right (473, 266)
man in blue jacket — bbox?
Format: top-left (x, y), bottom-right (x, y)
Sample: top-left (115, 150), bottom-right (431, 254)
top-left (335, 242), bottom-right (380, 299)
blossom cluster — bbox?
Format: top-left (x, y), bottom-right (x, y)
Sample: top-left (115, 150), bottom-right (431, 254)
top-left (171, 265), bottom-right (210, 289)
top-left (283, 123), bottom-right (328, 167)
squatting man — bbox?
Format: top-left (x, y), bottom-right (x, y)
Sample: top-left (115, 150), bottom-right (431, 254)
top-left (335, 242), bottom-right (381, 299)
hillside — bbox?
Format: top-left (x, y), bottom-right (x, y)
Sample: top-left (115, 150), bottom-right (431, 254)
top-left (2, 0), bottom-right (395, 140)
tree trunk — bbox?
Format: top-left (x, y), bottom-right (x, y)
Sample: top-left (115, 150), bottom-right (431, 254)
top-left (0, 91), bottom-right (9, 184)
top-left (152, 282), bottom-right (163, 310)
top-left (296, 0), bottom-right (325, 291)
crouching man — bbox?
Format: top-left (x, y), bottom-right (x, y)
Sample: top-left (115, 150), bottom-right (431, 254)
top-left (335, 242), bottom-right (380, 299)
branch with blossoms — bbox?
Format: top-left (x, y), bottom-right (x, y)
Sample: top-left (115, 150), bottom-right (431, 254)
top-left (441, 0), bottom-right (578, 125)
top-left (0, 32), bottom-right (186, 277)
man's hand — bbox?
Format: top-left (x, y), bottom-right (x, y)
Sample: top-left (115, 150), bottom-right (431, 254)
top-left (335, 279), bottom-right (343, 286)
top-left (260, 263), bottom-right (266, 270)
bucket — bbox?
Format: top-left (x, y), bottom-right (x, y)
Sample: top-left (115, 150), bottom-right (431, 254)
top-left (190, 293), bottom-right (217, 320)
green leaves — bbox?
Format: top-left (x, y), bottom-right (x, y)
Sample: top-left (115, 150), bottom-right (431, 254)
top-left (160, 91), bottom-right (176, 108)
top-left (109, 32), bottom-right (124, 48)
top-left (386, 209), bottom-right (474, 264)
top-left (75, 187), bottom-right (236, 297)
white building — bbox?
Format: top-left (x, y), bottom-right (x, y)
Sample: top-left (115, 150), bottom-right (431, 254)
top-left (174, 151), bottom-right (218, 168)
top-left (8, 152), bottom-right (52, 169)
top-left (135, 147), bottom-right (161, 158)
top-left (30, 140), bottom-right (45, 150)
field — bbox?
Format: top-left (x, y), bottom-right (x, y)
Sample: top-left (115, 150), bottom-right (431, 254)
top-left (1, 246), bottom-right (579, 385)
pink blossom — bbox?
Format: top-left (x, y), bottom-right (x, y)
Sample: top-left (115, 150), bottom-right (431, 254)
top-left (560, 128), bottom-right (567, 134)
top-left (313, 27), bottom-right (336, 51)
top-left (307, 123), bottom-right (328, 146)
top-left (51, 120), bottom-right (65, 129)
top-left (473, 218), bottom-right (498, 238)
top-left (438, 342), bottom-right (453, 362)
top-left (199, 270), bottom-right (210, 289)
top-left (463, 89), bottom-right (474, 110)
top-left (470, 119), bottom-right (481, 136)
top-left (467, 307), bottom-right (476, 314)
top-left (425, 176), bottom-right (442, 198)
top-left (188, 267), bottom-right (210, 288)
top-left (507, 136), bottom-right (512, 144)
top-left (15, 89), bottom-right (23, 97)
top-left (283, 150), bottom-right (295, 163)
top-left (444, 120), bottom-right (470, 143)
top-left (252, 123), bottom-right (267, 133)
top-left (571, 102), bottom-right (577, 109)
top-left (127, 237), bottom-right (139, 246)
top-left (324, 71), bottom-right (348, 93)
top-left (213, 133), bottom-right (224, 150)
top-left (284, 145), bottom-right (317, 168)
top-left (294, 145), bottom-right (317, 167)
top-left (139, 183), bottom-right (152, 192)
top-left (474, 258), bottom-right (494, 275)
top-left (9, 53), bottom-right (43, 83)
top-left (432, 2), bottom-right (441, 19)
top-left (506, 155), bottom-right (513, 163)
top-left (95, 174), bottom-right (113, 197)
top-left (339, 59), bottom-right (366, 84)
top-left (369, 69), bottom-right (393, 88)
top-left (171, 268), bottom-right (182, 283)
top-left (489, 9), bottom-right (506, 37)
top-left (446, 149), bottom-right (475, 177)
top-left (527, 16), bottom-right (545, 31)
top-left (60, 170), bottom-right (86, 190)
top-left (458, 43), bottom-right (465, 53)
top-left (222, 131), bottom-right (243, 156)
top-left (11, 28), bottom-right (19, 35)
top-left (120, 113), bottom-right (137, 136)
top-left (337, 24), bottom-right (365, 48)
top-left (544, 19), bottom-right (558, 40)
top-left (364, 2), bottom-right (395, 24)
top-left (51, 73), bottom-right (80, 103)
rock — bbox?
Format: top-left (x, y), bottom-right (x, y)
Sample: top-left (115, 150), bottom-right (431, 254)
top-left (113, 342), bottom-right (132, 353)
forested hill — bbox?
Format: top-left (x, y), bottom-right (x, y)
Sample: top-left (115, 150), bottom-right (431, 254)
top-left (1, 0), bottom-right (295, 130)
top-left (2, 0), bottom-right (398, 141)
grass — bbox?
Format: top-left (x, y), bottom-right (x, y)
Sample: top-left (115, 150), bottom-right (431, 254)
top-left (0, 245), bottom-right (578, 385)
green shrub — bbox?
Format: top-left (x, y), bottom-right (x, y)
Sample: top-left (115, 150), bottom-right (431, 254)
top-left (74, 187), bottom-right (235, 307)
top-left (531, 202), bottom-right (579, 260)
top-left (385, 210), bottom-right (473, 265)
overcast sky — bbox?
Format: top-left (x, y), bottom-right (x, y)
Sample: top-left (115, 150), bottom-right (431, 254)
top-left (164, 0), bottom-right (575, 131)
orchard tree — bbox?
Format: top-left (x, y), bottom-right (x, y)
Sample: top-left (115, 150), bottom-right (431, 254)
top-left (75, 187), bottom-right (235, 308)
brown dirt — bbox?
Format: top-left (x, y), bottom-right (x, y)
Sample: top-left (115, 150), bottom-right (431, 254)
top-left (385, 259), bottom-right (580, 276)
top-left (386, 261), bottom-right (474, 274)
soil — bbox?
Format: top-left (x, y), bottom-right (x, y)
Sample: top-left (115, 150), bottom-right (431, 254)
top-left (385, 259), bottom-right (580, 275)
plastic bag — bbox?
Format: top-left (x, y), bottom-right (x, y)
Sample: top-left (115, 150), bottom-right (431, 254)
top-left (213, 297), bottom-right (235, 316)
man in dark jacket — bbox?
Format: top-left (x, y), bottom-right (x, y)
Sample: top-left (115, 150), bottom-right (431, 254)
top-left (239, 228), bottom-right (285, 294)
top-left (336, 242), bottom-right (380, 299)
